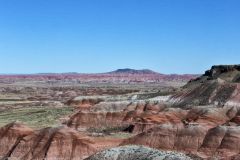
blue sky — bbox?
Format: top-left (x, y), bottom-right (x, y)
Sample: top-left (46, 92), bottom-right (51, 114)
top-left (0, 0), bottom-right (240, 74)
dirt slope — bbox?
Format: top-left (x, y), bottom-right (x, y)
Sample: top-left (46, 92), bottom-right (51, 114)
top-left (0, 123), bottom-right (96, 160)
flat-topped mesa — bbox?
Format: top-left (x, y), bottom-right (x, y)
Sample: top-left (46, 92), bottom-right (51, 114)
top-left (109, 68), bottom-right (159, 74)
top-left (204, 65), bottom-right (240, 80)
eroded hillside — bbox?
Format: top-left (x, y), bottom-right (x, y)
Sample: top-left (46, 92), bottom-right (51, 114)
top-left (1, 66), bottom-right (240, 159)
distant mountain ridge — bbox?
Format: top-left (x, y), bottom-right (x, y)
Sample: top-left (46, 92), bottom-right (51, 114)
top-left (109, 68), bottom-right (159, 74)
top-left (0, 68), bottom-right (198, 84)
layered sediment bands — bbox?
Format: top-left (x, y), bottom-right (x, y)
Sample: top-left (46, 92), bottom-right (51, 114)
top-left (66, 98), bottom-right (240, 134)
top-left (128, 108), bottom-right (188, 133)
top-left (182, 105), bottom-right (240, 129)
top-left (225, 84), bottom-right (240, 107)
top-left (67, 96), bottom-right (105, 108)
top-left (185, 106), bottom-right (237, 127)
top-left (122, 124), bottom-right (207, 152)
top-left (199, 126), bottom-right (240, 159)
top-left (0, 122), bottom-right (34, 158)
top-left (67, 111), bottom-right (128, 129)
top-left (122, 124), bottom-right (240, 159)
top-left (0, 123), bottom-right (96, 160)
top-left (66, 100), bottom-right (186, 133)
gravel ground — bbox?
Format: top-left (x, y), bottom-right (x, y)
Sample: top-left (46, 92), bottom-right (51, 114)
top-left (85, 145), bottom-right (193, 160)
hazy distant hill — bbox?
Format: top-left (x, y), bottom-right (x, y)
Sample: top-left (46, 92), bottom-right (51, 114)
top-left (109, 68), bottom-right (159, 74)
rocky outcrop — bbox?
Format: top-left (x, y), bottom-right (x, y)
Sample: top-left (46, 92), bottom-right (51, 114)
top-left (203, 65), bottom-right (240, 81)
top-left (109, 68), bottom-right (159, 74)
top-left (85, 145), bottom-right (193, 160)
top-left (170, 65), bottom-right (240, 107)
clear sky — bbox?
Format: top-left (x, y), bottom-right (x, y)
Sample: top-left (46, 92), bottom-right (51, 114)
top-left (0, 0), bottom-right (240, 74)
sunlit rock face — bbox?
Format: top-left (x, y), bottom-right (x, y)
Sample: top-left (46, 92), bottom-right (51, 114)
top-left (0, 122), bottom-right (34, 158)
top-left (0, 123), bottom-right (96, 160)
top-left (122, 124), bottom-right (240, 159)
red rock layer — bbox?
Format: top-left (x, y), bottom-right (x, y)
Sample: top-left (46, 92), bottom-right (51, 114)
top-left (122, 124), bottom-right (240, 159)
top-left (67, 97), bottom-right (104, 109)
top-left (66, 101), bottom-right (185, 133)
top-left (0, 123), bottom-right (96, 160)
top-left (0, 122), bottom-right (34, 159)
top-left (67, 111), bottom-right (128, 129)
top-left (66, 97), bottom-right (240, 133)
